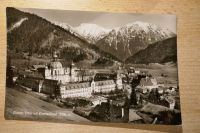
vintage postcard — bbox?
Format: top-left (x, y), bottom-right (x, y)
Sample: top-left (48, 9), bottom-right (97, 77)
top-left (5, 7), bottom-right (181, 126)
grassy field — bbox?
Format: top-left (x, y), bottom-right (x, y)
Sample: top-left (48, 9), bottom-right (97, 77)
top-left (5, 87), bottom-right (90, 123)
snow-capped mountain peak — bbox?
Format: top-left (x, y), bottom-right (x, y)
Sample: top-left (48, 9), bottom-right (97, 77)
top-left (96, 21), bottom-right (176, 61)
top-left (75, 23), bottom-right (111, 44)
top-left (121, 21), bottom-right (174, 37)
top-left (75, 23), bottom-right (111, 35)
top-left (51, 22), bottom-right (111, 44)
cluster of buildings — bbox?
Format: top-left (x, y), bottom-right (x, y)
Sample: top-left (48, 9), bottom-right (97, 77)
top-left (9, 52), bottom-right (180, 124)
top-left (16, 52), bottom-right (123, 99)
top-left (132, 75), bottom-right (177, 110)
top-left (11, 52), bottom-right (178, 112)
top-left (35, 52), bottom-right (89, 83)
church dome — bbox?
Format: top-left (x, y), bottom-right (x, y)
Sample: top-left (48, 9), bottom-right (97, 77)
top-left (49, 61), bottom-right (63, 69)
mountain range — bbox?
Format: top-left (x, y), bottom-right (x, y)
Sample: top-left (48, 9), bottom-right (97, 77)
top-left (6, 7), bottom-right (119, 66)
top-left (96, 21), bottom-right (175, 61)
top-left (7, 7), bottom-right (177, 65)
top-left (53, 22), bottom-right (111, 44)
top-left (75, 23), bottom-right (111, 44)
top-left (53, 20), bottom-right (176, 62)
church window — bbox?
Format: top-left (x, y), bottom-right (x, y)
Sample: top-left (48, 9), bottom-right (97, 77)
top-left (54, 70), bottom-right (57, 75)
top-left (51, 70), bottom-right (53, 75)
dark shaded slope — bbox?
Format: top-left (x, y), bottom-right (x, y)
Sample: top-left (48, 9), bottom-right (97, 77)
top-left (6, 7), bottom-right (119, 64)
top-left (96, 22), bottom-right (175, 61)
top-left (125, 37), bottom-right (177, 64)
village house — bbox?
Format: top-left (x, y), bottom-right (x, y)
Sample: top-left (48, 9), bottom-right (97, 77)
top-left (136, 77), bottom-right (158, 93)
top-left (165, 87), bottom-right (176, 94)
top-left (157, 87), bottom-right (165, 94)
top-left (162, 96), bottom-right (176, 109)
top-left (18, 76), bottom-right (59, 95)
top-left (74, 98), bottom-right (129, 122)
top-left (88, 96), bottom-right (107, 106)
top-left (134, 70), bottom-right (140, 74)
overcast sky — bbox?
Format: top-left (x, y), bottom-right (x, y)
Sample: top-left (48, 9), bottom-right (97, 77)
top-left (18, 8), bottom-right (176, 33)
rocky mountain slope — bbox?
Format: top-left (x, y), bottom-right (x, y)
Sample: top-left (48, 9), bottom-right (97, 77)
top-left (96, 21), bottom-right (176, 61)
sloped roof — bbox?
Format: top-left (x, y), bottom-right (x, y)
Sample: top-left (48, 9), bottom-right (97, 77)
top-left (63, 79), bottom-right (116, 90)
top-left (19, 70), bottom-right (44, 79)
top-left (137, 87), bottom-right (148, 93)
top-left (65, 82), bottom-right (91, 90)
top-left (140, 103), bottom-right (170, 115)
top-left (111, 99), bottom-right (125, 106)
top-left (49, 61), bottom-right (63, 69)
top-left (129, 109), bottom-right (142, 122)
top-left (32, 65), bottom-right (46, 69)
top-left (89, 96), bottom-right (107, 102)
top-left (95, 80), bottom-right (115, 86)
top-left (139, 77), bottom-right (157, 86)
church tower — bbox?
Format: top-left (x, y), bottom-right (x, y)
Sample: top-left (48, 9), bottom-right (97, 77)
top-left (53, 51), bottom-right (58, 61)
top-left (70, 61), bottom-right (75, 82)
top-left (44, 51), bottom-right (65, 81)
top-left (91, 76), bottom-right (96, 94)
top-left (115, 73), bottom-right (123, 90)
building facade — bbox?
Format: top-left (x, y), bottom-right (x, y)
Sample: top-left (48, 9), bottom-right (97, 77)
top-left (39, 52), bottom-right (95, 84)
top-left (18, 52), bottom-right (123, 99)
top-left (136, 77), bottom-right (158, 93)
top-left (44, 52), bottom-right (77, 83)
top-left (59, 76), bottom-right (123, 98)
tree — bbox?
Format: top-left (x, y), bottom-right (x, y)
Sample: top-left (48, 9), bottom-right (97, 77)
top-left (130, 80), bottom-right (137, 105)
top-left (148, 88), bottom-right (160, 104)
top-left (55, 81), bottom-right (62, 102)
top-left (6, 56), bottom-right (14, 87)
top-left (130, 75), bottom-right (145, 105)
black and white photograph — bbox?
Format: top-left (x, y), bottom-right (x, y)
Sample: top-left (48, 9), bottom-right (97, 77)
top-left (5, 7), bottom-right (181, 125)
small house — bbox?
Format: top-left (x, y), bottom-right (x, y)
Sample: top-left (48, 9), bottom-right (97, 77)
top-left (136, 77), bottom-right (158, 93)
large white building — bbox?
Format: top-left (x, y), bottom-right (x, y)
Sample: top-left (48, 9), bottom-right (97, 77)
top-left (19, 52), bottom-right (123, 99)
top-left (43, 52), bottom-right (85, 83)
top-left (59, 74), bottom-right (123, 98)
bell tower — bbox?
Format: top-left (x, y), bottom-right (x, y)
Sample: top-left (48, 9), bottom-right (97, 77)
top-left (70, 61), bottom-right (75, 82)
top-left (116, 73), bottom-right (123, 89)
top-left (53, 51), bottom-right (58, 61)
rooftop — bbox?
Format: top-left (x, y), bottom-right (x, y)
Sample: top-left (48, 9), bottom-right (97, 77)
top-left (49, 61), bottom-right (63, 69)
top-left (64, 82), bottom-right (91, 90)
top-left (129, 109), bottom-right (142, 122)
top-left (139, 77), bottom-right (157, 86)
top-left (62, 80), bottom-right (116, 90)
top-left (95, 80), bottom-right (115, 86)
